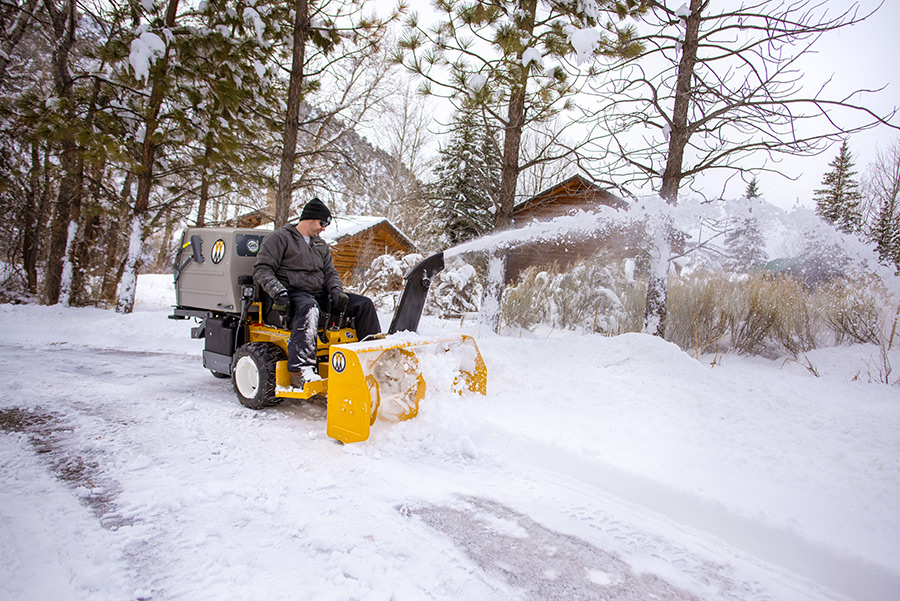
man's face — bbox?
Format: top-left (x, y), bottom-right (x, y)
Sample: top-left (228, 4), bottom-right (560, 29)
top-left (297, 218), bottom-right (327, 237)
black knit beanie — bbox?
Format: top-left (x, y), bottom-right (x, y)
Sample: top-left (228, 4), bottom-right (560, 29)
top-left (298, 198), bottom-right (332, 223)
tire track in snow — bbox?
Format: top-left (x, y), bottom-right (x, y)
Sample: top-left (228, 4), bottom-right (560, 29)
top-left (509, 436), bottom-right (900, 601)
top-left (409, 495), bottom-right (701, 601)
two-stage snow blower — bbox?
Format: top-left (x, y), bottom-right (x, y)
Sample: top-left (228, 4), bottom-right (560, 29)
top-left (169, 228), bottom-right (487, 443)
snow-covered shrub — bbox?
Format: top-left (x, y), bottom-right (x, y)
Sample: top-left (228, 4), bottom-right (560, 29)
top-left (664, 270), bottom-right (900, 357)
top-left (771, 276), bottom-right (823, 354)
top-left (819, 275), bottom-right (893, 345)
top-left (666, 272), bottom-right (820, 356)
top-left (425, 260), bottom-right (484, 319)
top-left (360, 253), bottom-right (423, 296)
top-left (726, 274), bottom-right (818, 356)
top-left (691, 272), bottom-right (823, 356)
top-left (500, 267), bottom-right (552, 331)
top-left (359, 253), bottom-right (424, 312)
top-left (550, 261), bottom-right (627, 333)
top-left (665, 272), bottom-right (731, 356)
top-left (500, 258), bottom-right (639, 335)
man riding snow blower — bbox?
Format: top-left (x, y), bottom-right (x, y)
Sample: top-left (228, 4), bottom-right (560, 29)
top-left (252, 198), bottom-right (381, 390)
top-left (170, 201), bottom-right (487, 443)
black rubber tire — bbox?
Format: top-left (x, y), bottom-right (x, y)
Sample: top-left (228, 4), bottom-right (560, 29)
top-left (210, 370), bottom-right (230, 379)
top-left (231, 342), bottom-right (285, 410)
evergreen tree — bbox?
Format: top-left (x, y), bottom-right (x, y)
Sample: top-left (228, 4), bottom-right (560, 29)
top-left (429, 104), bottom-right (501, 246)
top-left (814, 139), bottom-right (864, 234)
top-left (726, 218), bottom-right (767, 271)
top-left (159, 0), bottom-right (288, 227)
top-left (863, 140), bottom-right (900, 270)
top-left (870, 196), bottom-right (900, 268)
top-left (744, 176), bottom-right (761, 200)
top-left (726, 176), bottom-right (767, 270)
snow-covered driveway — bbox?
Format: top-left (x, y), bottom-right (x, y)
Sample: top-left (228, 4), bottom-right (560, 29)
top-left (1, 295), bottom-right (898, 601)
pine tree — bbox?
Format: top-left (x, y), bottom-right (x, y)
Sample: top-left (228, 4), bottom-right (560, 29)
top-left (429, 104), bottom-right (501, 246)
top-left (162, 0), bottom-right (288, 226)
top-left (726, 176), bottom-right (767, 270)
top-left (726, 219), bottom-right (767, 271)
top-left (745, 176), bottom-right (761, 200)
top-left (863, 140), bottom-right (900, 270)
top-left (814, 139), bottom-right (864, 234)
top-left (870, 194), bottom-right (900, 268)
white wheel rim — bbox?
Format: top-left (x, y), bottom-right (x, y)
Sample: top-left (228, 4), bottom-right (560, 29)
top-left (234, 355), bottom-right (260, 398)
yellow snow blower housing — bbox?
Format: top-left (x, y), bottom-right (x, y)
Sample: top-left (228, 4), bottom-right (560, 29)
top-left (170, 228), bottom-right (487, 443)
top-left (326, 334), bottom-right (487, 443)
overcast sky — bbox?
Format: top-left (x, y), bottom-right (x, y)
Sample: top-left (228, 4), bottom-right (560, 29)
top-left (769, 0), bottom-right (899, 208)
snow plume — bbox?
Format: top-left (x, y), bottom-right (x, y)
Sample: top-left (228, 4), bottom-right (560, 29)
top-left (445, 194), bottom-right (899, 296)
top-left (446, 204), bottom-right (626, 259)
top-left (129, 30), bottom-right (166, 83)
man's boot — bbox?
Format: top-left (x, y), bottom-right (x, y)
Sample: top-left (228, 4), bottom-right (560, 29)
top-left (289, 371), bottom-right (305, 389)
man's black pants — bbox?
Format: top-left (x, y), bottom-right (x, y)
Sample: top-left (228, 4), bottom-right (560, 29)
top-left (286, 290), bottom-right (381, 372)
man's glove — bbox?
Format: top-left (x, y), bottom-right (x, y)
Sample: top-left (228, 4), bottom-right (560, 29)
top-left (272, 292), bottom-right (290, 327)
top-left (330, 287), bottom-right (349, 311)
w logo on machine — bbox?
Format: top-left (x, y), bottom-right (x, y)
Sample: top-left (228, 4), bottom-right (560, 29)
top-left (211, 239), bottom-right (226, 264)
top-left (331, 351), bottom-right (347, 373)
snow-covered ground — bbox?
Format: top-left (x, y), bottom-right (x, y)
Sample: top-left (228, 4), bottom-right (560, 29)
top-left (1, 274), bottom-right (898, 601)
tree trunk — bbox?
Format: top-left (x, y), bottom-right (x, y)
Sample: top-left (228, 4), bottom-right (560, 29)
top-left (69, 159), bottom-right (105, 305)
top-left (71, 210), bottom-right (102, 305)
top-left (495, 89), bottom-right (526, 230)
top-left (479, 250), bottom-right (508, 333)
top-left (117, 0), bottom-right (179, 313)
top-left (22, 140), bottom-right (43, 294)
top-left (644, 0), bottom-right (702, 337)
top-left (658, 0), bottom-right (702, 204)
top-left (275, 0), bottom-right (309, 229)
top-left (642, 224), bottom-right (672, 336)
top-left (65, 76), bottom-right (107, 305)
top-left (58, 216), bottom-right (79, 306)
top-left (116, 214), bottom-right (144, 313)
top-left (101, 174), bottom-right (133, 304)
top-left (154, 208), bottom-right (176, 273)
top-left (44, 137), bottom-right (84, 304)
top-left (196, 172), bottom-right (209, 226)
top-left (195, 137), bottom-right (215, 226)
top-left (59, 152), bottom-right (89, 306)
top-left (43, 0), bottom-right (80, 305)
top-left (493, 0), bottom-right (536, 230)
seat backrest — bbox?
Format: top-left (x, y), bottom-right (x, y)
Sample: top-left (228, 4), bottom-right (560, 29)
top-left (258, 289), bottom-right (354, 332)
top-left (257, 288), bottom-right (282, 328)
